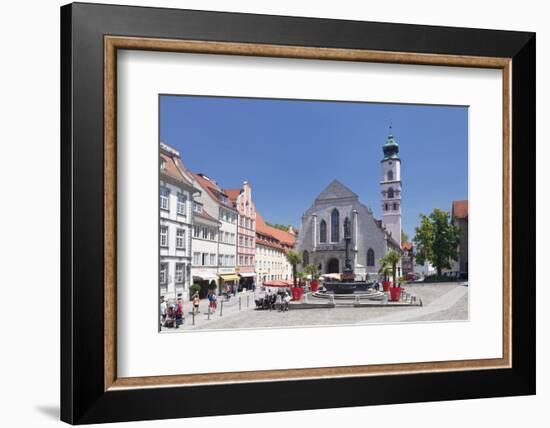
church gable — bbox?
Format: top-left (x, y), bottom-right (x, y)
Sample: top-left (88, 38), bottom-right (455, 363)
top-left (314, 179), bottom-right (359, 203)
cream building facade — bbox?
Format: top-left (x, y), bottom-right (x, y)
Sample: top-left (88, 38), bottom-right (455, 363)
top-left (255, 214), bottom-right (295, 283)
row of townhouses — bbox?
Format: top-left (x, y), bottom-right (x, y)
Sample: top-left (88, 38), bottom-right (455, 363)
top-left (159, 142), bottom-right (295, 300)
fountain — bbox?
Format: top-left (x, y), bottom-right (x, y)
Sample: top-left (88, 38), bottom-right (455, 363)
top-left (320, 217), bottom-right (384, 300)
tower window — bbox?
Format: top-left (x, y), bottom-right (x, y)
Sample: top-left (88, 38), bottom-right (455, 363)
top-left (388, 187), bottom-right (394, 198)
top-left (319, 220), bottom-right (327, 243)
top-left (331, 209), bottom-right (340, 242)
top-left (387, 170), bottom-right (393, 181)
top-left (393, 203), bottom-right (397, 210)
top-left (385, 204), bottom-right (388, 211)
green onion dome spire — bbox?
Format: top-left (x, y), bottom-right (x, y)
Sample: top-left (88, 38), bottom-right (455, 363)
top-left (382, 125), bottom-right (399, 159)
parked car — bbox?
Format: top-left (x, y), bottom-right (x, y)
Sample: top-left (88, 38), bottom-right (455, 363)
top-left (406, 272), bottom-right (421, 281)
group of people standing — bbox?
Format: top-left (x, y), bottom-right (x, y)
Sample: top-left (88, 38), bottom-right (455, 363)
top-left (160, 296), bottom-right (185, 329)
top-left (261, 289), bottom-right (291, 312)
top-left (160, 291), bottom-right (220, 329)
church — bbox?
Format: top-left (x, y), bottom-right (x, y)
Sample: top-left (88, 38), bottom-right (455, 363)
top-left (296, 130), bottom-right (403, 279)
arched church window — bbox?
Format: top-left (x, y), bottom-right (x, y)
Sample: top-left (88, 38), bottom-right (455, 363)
top-left (303, 250), bottom-right (309, 266)
top-left (367, 248), bottom-right (375, 266)
top-left (387, 170), bottom-right (393, 181)
top-left (388, 188), bottom-right (394, 198)
top-left (319, 220), bottom-right (327, 243)
top-left (331, 209), bottom-right (340, 242)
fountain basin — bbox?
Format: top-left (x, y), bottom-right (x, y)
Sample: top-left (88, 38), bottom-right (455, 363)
top-left (323, 281), bottom-right (375, 294)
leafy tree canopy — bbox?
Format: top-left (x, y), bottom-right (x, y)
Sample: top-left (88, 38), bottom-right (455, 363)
top-left (413, 208), bottom-right (460, 276)
top-left (266, 222), bottom-right (292, 232)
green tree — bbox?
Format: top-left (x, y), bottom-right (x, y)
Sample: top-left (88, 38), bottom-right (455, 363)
top-left (401, 230), bottom-right (409, 243)
top-left (189, 284), bottom-right (201, 298)
top-left (266, 222), bottom-right (291, 232)
top-left (413, 209), bottom-right (460, 276)
top-left (304, 263), bottom-right (319, 281)
top-left (285, 250), bottom-right (302, 287)
top-left (378, 258), bottom-right (391, 282)
top-left (380, 251), bottom-right (401, 287)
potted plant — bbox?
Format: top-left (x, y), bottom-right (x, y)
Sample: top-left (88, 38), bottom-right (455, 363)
top-left (305, 263), bottom-right (320, 292)
top-left (285, 250), bottom-right (303, 301)
top-left (378, 258), bottom-right (392, 292)
top-left (293, 272), bottom-right (306, 301)
top-left (382, 251), bottom-right (403, 301)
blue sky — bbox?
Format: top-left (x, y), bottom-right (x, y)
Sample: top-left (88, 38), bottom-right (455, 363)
top-left (160, 95), bottom-right (468, 239)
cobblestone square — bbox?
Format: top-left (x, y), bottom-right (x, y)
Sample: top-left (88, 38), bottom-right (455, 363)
top-left (161, 282), bottom-right (468, 332)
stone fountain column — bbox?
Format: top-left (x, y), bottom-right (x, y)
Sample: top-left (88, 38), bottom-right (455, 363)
top-left (342, 217), bottom-right (355, 282)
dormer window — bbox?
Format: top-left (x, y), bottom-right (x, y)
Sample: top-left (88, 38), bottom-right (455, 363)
top-left (193, 202), bottom-right (203, 213)
top-left (160, 158), bottom-right (166, 170)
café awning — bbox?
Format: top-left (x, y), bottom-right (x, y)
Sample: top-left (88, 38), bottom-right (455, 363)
top-left (321, 273), bottom-right (341, 280)
top-left (238, 272), bottom-right (256, 278)
top-left (192, 273), bottom-right (218, 281)
top-left (262, 280), bottom-right (293, 288)
top-left (219, 274), bottom-right (239, 281)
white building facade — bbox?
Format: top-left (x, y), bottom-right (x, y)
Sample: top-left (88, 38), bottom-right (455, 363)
top-left (192, 173), bottom-right (239, 294)
top-left (190, 200), bottom-right (221, 296)
top-left (159, 144), bottom-right (199, 300)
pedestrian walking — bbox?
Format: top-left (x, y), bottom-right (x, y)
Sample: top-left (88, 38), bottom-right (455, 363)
top-left (192, 293), bottom-right (200, 315)
top-left (208, 292), bottom-right (217, 312)
top-left (282, 292), bottom-right (291, 312)
top-left (175, 297), bottom-right (184, 328)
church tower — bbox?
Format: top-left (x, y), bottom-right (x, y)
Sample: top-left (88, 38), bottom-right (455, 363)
top-left (380, 126), bottom-right (402, 246)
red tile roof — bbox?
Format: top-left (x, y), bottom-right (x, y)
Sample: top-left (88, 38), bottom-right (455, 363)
top-left (266, 224), bottom-right (296, 247)
top-left (160, 152), bottom-right (192, 185)
top-left (255, 212), bottom-right (296, 249)
top-left (192, 172), bottom-right (236, 210)
top-left (402, 242), bottom-right (413, 251)
top-left (452, 200), bottom-right (468, 219)
top-left (224, 188), bottom-right (242, 203)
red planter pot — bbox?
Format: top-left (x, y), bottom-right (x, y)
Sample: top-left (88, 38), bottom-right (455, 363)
top-left (382, 281), bottom-right (392, 292)
top-left (389, 287), bottom-right (402, 302)
top-left (310, 280), bottom-right (319, 292)
top-left (291, 287), bottom-right (303, 301)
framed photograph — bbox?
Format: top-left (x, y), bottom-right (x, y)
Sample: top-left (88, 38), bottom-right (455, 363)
top-left (61, 2), bottom-right (535, 424)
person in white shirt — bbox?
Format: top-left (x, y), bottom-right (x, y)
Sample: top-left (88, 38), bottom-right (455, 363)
top-left (282, 292), bottom-right (291, 312)
top-left (160, 297), bottom-right (167, 326)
